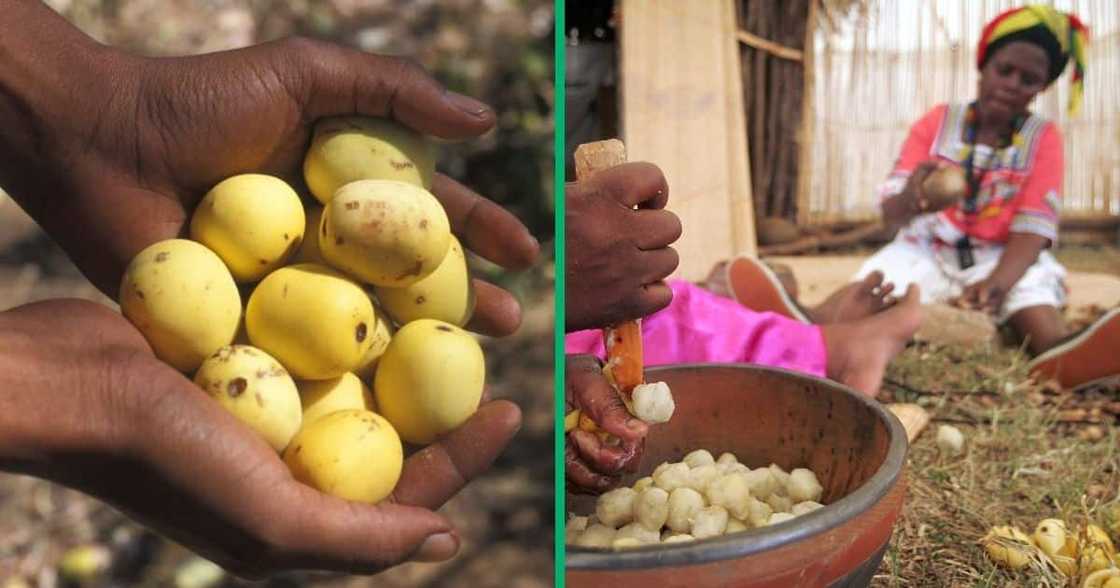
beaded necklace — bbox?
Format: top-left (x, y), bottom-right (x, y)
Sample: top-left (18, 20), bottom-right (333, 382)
top-left (955, 101), bottom-right (1027, 269)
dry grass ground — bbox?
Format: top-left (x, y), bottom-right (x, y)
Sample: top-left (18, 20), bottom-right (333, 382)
top-left (861, 245), bottom-right (1120, 587)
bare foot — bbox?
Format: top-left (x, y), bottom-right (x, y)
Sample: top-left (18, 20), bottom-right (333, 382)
top-left (810, 271), bottom-right (896, 324)
top-left (822, 285), bottom-right (922, 397)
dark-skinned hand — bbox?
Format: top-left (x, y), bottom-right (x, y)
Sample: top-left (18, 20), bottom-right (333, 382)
top-left (0, 1), bottom-right (538, 336)
top-left (564, 162), bottom-right (681, 332)
top-left (564, 354), bottom-right (648, 494)
top-left (956, 277), bottom-right (1008, 314)
top-left (0, 299), bottom-right (522, 578)
top-left (0, 1), bottom-right (539, 578)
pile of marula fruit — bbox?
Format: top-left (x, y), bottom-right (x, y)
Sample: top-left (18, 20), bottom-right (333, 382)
top-left (984, 517), bottom-right (1120, 587)
top-left (119, 117), bottom-right (482, 504)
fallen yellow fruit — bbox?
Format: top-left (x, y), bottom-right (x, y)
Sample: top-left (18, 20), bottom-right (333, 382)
top-left (983, 525), bottom-right (1038, 570)
top-left (1083, 568), bottom-right (1120, 588)
top-left (1034, 519), bottom-right (1076, 575)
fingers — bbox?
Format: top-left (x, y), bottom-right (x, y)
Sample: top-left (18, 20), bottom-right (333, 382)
top-left (568, 362), bottom-right (647, 442)
top-left (631, 209), bottom-right (683, 251)
top-left (432, 174), bottom-right (540, 270)
top-left (275, 487), bottom-right (457, 573)
top-left (390, 400), bottom-right (521, 509)
top-left (291, 39), bottom-right (495, 140)
top-left (566, 442), bottom-right (618, 494)
top-left (464, 279), bottom-right (522, 336)
top-left (638, 248), bottom-right (679, 286)
top-left (585, 162), bottom-right (669, 209)
top-left (632, 282), bottom-right (674, 321)
top-left (570, 430), bottom-right (643, 475)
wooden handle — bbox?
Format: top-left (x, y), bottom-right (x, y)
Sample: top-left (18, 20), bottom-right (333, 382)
top-left (574, 139), bottom-right (627, 181)
top-left (567, 140), bottom-right (645, 437)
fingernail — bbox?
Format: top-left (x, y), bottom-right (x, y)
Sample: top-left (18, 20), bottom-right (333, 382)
top-left (445, 92), bottom-right (490, 118)
top-left (412, 532), bottom-right (459, 563)
top-left (625, 418), bottom-right (645, 432)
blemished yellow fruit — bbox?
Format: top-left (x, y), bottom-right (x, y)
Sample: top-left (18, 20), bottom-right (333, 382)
top-left (246, 264), bottom-right (374, 379)
top-left (353, 299), bottom-right (394, 381)
top-left (303, 116), bottom-right (435, 205)
top-left (375, 319), bottom-right (484, 445)
top-left (374, 234), bottom-right (475, 326)
top-left (1033, 519), bottom-right (1074, 575)
top-left (320, 180), bottom-right (451, 287)
top-left (982, 525), bottom-right (1037, 570)
top-left (1085, 569), bottom-right (1120, 588)
top-left (291, 205), bottom-right (326, 265)
top-left (189, 174), bottom-right (305, 283)
top-left (120, 239), bottom-right (241, 372)
top-left (1087, 524), bottom-right (1117, 556)
top-left (297, 372), bottom-right (375, 425)
top-left (194, 345), bottom-right (302, 451)
top-left (283, 409), bottom-right (403, 503)
top-left (1080, 524), bottom-right (1116, 574)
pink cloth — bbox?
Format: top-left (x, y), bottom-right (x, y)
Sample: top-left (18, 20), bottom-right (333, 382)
top-left (565, 280), bottom-right (828, 377)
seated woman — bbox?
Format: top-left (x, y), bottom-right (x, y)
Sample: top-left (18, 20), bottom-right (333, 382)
top-left (724, 6), bottom-right (1118, 391)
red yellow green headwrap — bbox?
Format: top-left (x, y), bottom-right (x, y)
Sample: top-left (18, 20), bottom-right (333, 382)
top-left (976, 5), bottom-right (1090, 115)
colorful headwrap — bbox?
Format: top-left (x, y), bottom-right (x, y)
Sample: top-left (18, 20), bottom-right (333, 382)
top-left (977, 5), bottom-right (1090, 115)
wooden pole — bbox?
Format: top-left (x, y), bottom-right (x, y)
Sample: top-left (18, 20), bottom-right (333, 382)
top-left (795, 0), bottom-right (819, 226)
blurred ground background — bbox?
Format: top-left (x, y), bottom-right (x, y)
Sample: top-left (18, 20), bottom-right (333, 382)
top-left (0, 1), bottom-right (554, 586)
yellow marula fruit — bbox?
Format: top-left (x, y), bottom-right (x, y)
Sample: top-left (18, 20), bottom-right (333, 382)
top-left (189, 174), bottom-right (305, 283)
top-left (58, 544), bottom-right (111, 582)
top-left (375, 319), bottom-right (485, 445)
top-left (320, 180), bottom-right (451, 287)
top-left (194, 345), bottom-right (302, 452)
top-left (1088, 524), bottom-right (1117, 556)
top-left (1033, 519), bottom-right (1074, 575)
top-left (352, 298), bottom-right (394, 381)
top-left (982, 525), bottom-right (1037, 570)
top-left (297, 372), bottom-right (375, 426)
top-left (119, 239), bottom-right (241, 373)
top-left (374, 234), bottom-right (475, 327)
top-left (1071, 523), bottom-right (1117, 576)
top-left (291, 204), bottom-right (327, 265)
top-left (283, 409), bottom-right (403, 504)
top-left (303, 116), bottom-right (435, 205)
top-left (246, 264), bottom-right (374, 379)
top-left (921, 165), bottom-right (967, 207)
top-left (1085, 569), bottom-right (1120, 588)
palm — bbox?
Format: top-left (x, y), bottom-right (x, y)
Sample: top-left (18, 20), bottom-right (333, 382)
top-left (15, 299), bottom-right (520, 576)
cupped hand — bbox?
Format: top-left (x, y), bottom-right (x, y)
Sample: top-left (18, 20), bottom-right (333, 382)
top-left (0, 299), bottom-right (521, 578)
top-left (565, 162), bottom-right (681, 332)
top-left (565, 354), bottom-right (647, 494)
top-left (7, 35), bottom-right (538, 335)
top-left (956, 277), bottom-right (1007, 314)
top-left (903, 160), bottom-right (961, 213)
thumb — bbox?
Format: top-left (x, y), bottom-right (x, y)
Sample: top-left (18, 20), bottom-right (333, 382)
top-left (285, 37), bottom-right (495, 139)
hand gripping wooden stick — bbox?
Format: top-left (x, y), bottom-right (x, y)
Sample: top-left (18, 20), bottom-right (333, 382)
top-left (565, 139), bottom-right (645, 434)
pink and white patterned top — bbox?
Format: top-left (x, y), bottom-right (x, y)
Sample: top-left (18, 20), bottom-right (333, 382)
top-left (882, 103), bottom-right (1064, 246)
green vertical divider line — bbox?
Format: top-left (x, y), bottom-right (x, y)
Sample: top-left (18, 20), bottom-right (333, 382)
top-left (553, 1), bottom-right (566, 587)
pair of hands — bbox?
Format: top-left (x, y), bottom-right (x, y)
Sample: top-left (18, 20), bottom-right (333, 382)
top-left (0, 5), bottom-right (538, 579)
top-left (564, 163), bottom-right (680, 493)
top-left (902, 161), bottom-right (1011, 314)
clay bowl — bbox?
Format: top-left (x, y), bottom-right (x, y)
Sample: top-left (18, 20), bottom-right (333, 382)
top-left (566, 364), bottom-right (908, 588)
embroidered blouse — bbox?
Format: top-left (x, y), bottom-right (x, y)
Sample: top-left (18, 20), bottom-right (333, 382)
top-left (881, 103), bottom-right (1064, 246)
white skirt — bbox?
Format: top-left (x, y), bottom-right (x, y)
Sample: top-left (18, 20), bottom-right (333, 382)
top-left (854, 234), bottom-right (1068, 322)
